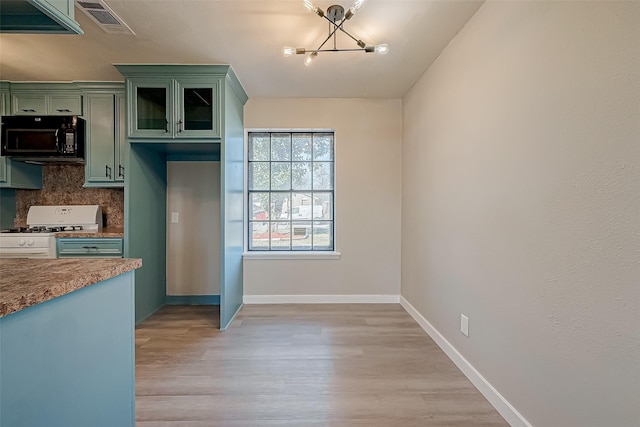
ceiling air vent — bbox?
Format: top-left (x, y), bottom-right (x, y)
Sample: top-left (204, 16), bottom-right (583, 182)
top-left (75, 1), bottom-right (135, 35)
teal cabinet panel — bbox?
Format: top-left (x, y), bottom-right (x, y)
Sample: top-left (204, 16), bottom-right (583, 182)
top-left (128, 79), bottom-right (172, 138)
top-left (118, 67), bottom-right (223, 140)
top-left (0, 272), bottom-right (134, 427)
top-left (0, 0), bottom-right (83, 34)
top-left (83, 89), bottom-right (126, 187)
top-left (12, 93), bottom-right (47, 115)
top-left (12, 90), bottom-right (82, 115)
top-left (48, 93), bottom-right (82, 115)
top-left (57, 238), bottom-right (124, 257)
top-left (176, 79), bottom-right (220, 138)
top-left (116, 93), bottom-right (128, 180)
top-left (0, 158), bottom-right (42, 189)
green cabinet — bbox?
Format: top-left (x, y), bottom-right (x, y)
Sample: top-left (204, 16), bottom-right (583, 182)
top-left (120, 69), bottom-right (221, 140)
top-left (57, 238), bottom-right (124, 258)
top-left (0, 0), bottom-right (83, 34)
top-left (12, 90), bottom-right (82, 115)
top-left (0, 84), bottom-right (42, 189)
top-left (82, 86), bottom-right (127, 188)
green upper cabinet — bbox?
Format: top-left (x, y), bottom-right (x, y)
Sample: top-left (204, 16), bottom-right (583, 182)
top-left (12, 89), bottom-right (82, 115)
top-left (115, 65), bottom-right (229, 141)
top-left (80, 84), bottom-right (127, 188)
top-left (0, 0), bottom-right (83, 34)
top-left (0, 82), bottom-right (42, 189)
top-left (127, 78), bottom-right (220, 139)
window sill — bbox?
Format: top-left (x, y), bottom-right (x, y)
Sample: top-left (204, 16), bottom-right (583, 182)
top-left (243, 251), bottom-right (341, 260)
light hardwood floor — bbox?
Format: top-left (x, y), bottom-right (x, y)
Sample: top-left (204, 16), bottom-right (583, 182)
top-left (135, 304), bottom-right (508, 426)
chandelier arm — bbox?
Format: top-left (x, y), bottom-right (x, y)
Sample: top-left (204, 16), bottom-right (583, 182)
top-left (313, 19), bottom-right (343, 52)
top-left (336, 24), bottom-right (362, 44)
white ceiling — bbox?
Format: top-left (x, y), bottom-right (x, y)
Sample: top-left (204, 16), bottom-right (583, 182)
top-left (0, 0), bottom-right (483, 98)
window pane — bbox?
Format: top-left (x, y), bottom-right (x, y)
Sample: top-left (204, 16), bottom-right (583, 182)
top-left (249, 133), bottom-right (270, 161)
top-left (271, 133), bottom-right (291, 161)
top-left (291, 193), bottom-right (315, 220)
top-left (313, 133), bottom-right (334, 161)
top-left (292, 162), bottom-right (312, 190)
top-left (249, 162), bottom-right (270, 190)
top-left (292, 222), bottom-right (312, 250)
top-left (313, 192), bottom-right (333, 220)
top-left (250, 193), bottom-right (269, 220)
top-left (313, 162), bottom-right (333, 190)
top-left (271, 193), bottom-right (290, 221)
top-left (250, 222), bottom-right (269, 250)
top-left (271, 222), bottom-right (291, 250)
top-left (312, 221), bottom-right (333, 250)
top-left (271, 162), bottom-right (291, 191)
top-left (293, 133), bottom-right (312, 161)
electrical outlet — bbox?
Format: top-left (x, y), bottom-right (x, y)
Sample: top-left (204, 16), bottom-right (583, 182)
top-left (460, 314), bottom-right (469, 337)
top-left (171, 212), bottom-right (179, 223)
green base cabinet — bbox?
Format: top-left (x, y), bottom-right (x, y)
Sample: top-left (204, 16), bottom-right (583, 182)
top-left (0, 271), bottom-right (134, 427)
top-left (57, 238), bottom-right (124, 257)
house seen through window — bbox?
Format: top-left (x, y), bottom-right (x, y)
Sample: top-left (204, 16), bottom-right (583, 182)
top-left (248, 131), bottom-right (335, 251)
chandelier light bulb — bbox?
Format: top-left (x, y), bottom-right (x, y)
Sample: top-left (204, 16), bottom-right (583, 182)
top-left (304, 52), bottom-right (318, 66)
top-left (353, 0), bottom-right (365, 10)
top-left (374, 44), bottom-right (389, 55)
top-left (303, 0), bottom-right (314, 12)
top-left (282, 46), bottom-right (296, 57)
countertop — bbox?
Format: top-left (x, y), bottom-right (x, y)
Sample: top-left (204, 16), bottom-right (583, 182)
top-left (54, 227), bottom-right (124, 238)
top-left (0, 257), bottom-right (142, 318)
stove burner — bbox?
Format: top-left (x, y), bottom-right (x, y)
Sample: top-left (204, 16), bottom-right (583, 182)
top-left (0, 225), bottom-right (85, 233)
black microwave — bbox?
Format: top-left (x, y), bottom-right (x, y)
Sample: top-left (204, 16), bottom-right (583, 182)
top-left (1, 115), bottom-right (85, 163)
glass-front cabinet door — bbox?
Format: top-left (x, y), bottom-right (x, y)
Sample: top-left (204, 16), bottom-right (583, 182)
top-left (176, 80), bottom-right (220, 138)
top-left (128, 80), bottom-right (172, 138)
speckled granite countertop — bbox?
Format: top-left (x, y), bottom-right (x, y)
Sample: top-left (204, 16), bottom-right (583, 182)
top-left (0, 258), bottom-right (142, 318)
top-left (54, 227), bottom-right (124, 238)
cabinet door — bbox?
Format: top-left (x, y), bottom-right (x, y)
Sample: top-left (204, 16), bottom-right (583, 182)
top-left (12, 94), bottom-right (47, 115)
top-left (128, 80), bottom-right (172, 138)
top-left (85, 94), bottom-right (116, 183)
top-left (49, 94), bottom-right (82, 115)
top-left (115, 94), bottom-right (127, 182)
top-left (176, 80), bottom-right (220, 138)
top-left (0, 158), bottom-right (6, 183)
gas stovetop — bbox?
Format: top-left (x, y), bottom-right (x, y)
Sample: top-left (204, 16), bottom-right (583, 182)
top-left (1, 226), bottom-right (86, 234)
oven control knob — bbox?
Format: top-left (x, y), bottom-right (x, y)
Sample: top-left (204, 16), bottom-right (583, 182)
top-left (27, 239), bottom-right (35, 246)
top-left (18, 239), bottom-right (26, 246)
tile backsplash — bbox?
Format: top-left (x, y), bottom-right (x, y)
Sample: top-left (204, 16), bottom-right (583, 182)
top-left (15, 165), bottom-right (124, 228)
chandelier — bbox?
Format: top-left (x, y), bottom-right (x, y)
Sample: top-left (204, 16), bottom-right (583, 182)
top-left (283, 0), bottom-right (389, 66)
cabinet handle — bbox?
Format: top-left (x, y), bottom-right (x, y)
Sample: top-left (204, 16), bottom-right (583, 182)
top-left (177, 120), bottom-right (183, 133)
top-left (81, 246), bottom-right (99, 250)
top-left (165, 119), bottom-right (169, 133)
top-left (106, 165), bottom-right (112, 179)
top-left (56, 108), bottom-right (72, 112)
top-left (118, 165), bottom-right (125, 179)
top-left (21, 108), bottom-right (36, 112)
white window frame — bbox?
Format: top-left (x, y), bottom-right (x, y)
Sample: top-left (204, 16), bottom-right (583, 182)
top-left (243, 129), bottom-right (340, 260)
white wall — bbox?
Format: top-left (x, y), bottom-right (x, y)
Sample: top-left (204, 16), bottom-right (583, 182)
top-left (244, 98), bottom-right (402, 298)
top-left (166, 162), bottom-right (221, 296)
top-left (402, 1), bottom-right (640, 426)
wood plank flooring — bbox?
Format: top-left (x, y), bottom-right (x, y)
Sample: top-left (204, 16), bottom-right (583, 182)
top-left (135, 304), bottom-right (508, 426)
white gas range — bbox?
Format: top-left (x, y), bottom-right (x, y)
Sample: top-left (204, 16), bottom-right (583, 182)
top-left (0, 205), bottom-right (103, 259)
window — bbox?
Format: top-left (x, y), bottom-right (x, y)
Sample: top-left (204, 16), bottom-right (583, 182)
top-left (248, 131), bottom-right (334, 251)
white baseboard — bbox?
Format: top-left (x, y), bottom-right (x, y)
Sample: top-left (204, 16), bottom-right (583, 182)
top-left (400, 296), bottom-right (532, 427)
top-left (243, 294), bottom-right (400, 304)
